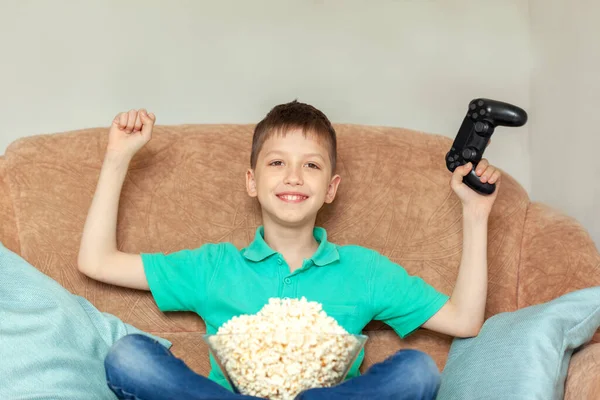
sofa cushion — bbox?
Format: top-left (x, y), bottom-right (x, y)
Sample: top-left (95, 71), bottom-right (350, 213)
top-left (0, 242), bottom-right (170, 399)
top-left (437, 286), bottom-right (600, 400)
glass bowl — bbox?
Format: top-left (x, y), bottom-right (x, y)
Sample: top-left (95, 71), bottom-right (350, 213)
top-left (202, 332), bottom-right (368, 399)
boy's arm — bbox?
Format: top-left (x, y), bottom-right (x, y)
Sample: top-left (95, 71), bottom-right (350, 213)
top-left (422, 159), bottom-right (501, 338)
top-left (77, 109), bottom-right (155, 291)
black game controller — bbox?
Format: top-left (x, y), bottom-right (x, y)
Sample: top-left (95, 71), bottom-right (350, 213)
top-left (446, 98), bottom-right (528, 195)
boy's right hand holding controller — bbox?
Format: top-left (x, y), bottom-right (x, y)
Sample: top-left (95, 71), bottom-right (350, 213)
top-left (77, 109), bottom-right (156, 291)
top-left (107, 109), bottom-right (156, 158)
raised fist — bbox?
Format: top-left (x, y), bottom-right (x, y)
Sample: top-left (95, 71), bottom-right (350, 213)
top-left (107, 109), bottom-right (156, 158)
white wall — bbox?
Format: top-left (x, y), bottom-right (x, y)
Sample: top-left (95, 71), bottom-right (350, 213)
top-left (0, 0), bottom-right (531, 193)
top-left (529, 0), bottom-right (600, 249)
top-left (10, 1), bottom-right (597, 248)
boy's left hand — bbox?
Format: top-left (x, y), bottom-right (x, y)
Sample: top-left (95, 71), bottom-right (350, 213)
top-left (450, 159), bottom-right (500, 218)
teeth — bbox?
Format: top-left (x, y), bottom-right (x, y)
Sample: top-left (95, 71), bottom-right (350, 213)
top-left (279, 195), bottom-right (307, 201)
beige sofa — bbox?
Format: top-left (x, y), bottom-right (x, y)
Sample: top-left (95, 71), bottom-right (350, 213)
top-left (1, 124), bottom-right (599, 398)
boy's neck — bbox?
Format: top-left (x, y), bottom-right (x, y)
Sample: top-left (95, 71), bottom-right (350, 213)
top-left (262, 221), bottom-right (319, 271)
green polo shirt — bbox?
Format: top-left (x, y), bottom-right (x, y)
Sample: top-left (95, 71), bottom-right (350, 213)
top-left (142, 226), bottom-right (449, 391)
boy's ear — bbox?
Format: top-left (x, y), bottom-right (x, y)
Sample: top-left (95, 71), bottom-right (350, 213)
top-left (246, 169), bottom-right (258, 197)
top-left (324, 174), bottom-right (341, 204)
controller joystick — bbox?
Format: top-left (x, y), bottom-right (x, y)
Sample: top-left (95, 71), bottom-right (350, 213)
top-left (446, 98), bottom-right (528, 195)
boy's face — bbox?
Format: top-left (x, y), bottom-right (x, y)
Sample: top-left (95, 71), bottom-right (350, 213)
top-left (246, 129), bottom-right (341, 228)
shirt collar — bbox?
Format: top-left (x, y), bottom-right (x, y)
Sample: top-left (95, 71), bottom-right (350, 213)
top-left (242, 226), bottom-right (339, 267)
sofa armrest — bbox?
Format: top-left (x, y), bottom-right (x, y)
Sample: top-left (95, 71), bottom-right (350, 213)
top-left (519, 202), bottom-right (600, 344)
top-left (0, 156), bottom-right (20, 254)
top-left (564, 343), bottom-right (600, 400)
top-left (519, 201), bottom-right (600, 308)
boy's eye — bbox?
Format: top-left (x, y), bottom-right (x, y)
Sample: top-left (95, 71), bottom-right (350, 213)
top-left (269, 160), bottom-right (283, 166)
top-left (305, 163), bottom-right (320, 169)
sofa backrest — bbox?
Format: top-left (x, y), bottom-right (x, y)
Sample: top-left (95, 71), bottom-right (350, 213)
top-left (1, 124), bottom-right (530, 338)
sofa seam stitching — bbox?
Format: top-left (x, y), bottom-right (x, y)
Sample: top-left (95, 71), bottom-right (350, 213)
top-left (3, 154), bottom-right (22, 255)
top-left (515, 200), bottom-right (531, 310)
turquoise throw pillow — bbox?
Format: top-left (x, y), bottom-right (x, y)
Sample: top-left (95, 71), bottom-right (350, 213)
top-left (0, 242), bottom-right (171, 399)
top-left (437, 286), bottom-right (600, 400)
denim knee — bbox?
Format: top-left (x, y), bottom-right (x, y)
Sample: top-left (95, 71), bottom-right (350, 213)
top-left (388, 349), bottom-right (441, 396)
top-left (105, 334), bottom-right (157, 383)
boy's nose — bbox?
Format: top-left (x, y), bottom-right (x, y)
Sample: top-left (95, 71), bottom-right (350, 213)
top-left (284, 167), bottom-right (304, 185)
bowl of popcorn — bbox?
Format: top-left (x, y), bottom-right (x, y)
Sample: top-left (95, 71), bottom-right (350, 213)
top-left (203, 297), bottom-right (368, 400)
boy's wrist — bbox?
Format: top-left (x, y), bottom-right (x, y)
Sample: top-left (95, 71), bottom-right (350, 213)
top-left (104, 150), bottom-right (133, 166)
top-left (462, 206), bottom-right (490, 224)
top-left (102, 151), bottom-right (134, 177)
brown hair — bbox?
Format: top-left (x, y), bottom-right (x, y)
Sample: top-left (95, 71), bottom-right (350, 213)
top-left (250, 100), bottom-right (337, 173)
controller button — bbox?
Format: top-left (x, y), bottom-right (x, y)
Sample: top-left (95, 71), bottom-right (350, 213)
top-left (479, 109), bottom-right (486, 115)
top-left (462, 148), bottom-right (477, 160)
top-left (449, 162), bottom-right (456, 169)
top-left (451, 147), bottom-right (456, 152)
top-left (475, 122), bottom-right (489, 133)
top-left (448, 155), bottom-right (454, 162)
top-left (472, 113), bottom-right (478, 119)
top-left (477, 100), bottom-right (484, 107)
top-left (470, 103), bottom-right (476, 110)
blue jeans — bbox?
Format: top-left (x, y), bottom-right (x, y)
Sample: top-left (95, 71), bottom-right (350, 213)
top-left (105, 334), bottom-right (440, 400)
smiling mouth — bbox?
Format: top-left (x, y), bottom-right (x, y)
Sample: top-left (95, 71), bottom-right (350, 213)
top-left (277, 194), bottom-right (309, 203)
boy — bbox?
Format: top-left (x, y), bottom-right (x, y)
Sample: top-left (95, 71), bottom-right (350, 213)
top-left (78, 101), bottom-right (501, 400)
